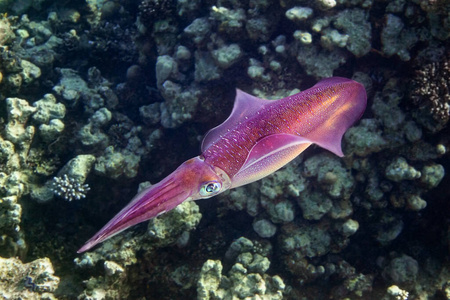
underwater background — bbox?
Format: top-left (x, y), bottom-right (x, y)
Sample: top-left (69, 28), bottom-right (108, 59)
top-left (0, 0), bottom-right (449, 299)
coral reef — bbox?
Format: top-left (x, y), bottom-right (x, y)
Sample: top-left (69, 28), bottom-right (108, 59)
top-left (197, 237), bottom-right (285, 300)
top-left (411, 54), bottom-right (450, 131)
top-left (0, 256), bottom-right (59, 298)
top-left (0, 0), bottom-right (448, 298)
top-left (74, 200), bottom-right (202, 298)
top-left (50, 174), bottom-right (91, 201)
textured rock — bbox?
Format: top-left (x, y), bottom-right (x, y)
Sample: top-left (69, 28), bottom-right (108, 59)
top-left (198, 237), bottom-right (284, 300)
top-left (0, 256), bottom-right (59, 298)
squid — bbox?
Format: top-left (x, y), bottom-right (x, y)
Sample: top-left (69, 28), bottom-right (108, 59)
top-left (78, 77), bottom-right (367, 253)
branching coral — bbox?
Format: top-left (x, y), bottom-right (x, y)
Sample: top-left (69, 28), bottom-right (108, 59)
top-left (138, 0), bottom-right (176, 27)
top-left (411, 54), bottom-right (450, 126)
top-left (50, 174), bottom-right (90, 201)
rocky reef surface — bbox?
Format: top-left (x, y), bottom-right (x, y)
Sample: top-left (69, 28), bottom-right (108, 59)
top-left (0, 0), bottom-right (448, 299)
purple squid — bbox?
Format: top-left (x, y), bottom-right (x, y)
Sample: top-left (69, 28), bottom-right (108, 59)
top-left (78, 77), bottom-right (367, 253)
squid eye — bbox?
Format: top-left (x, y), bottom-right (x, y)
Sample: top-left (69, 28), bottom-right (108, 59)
top-left (200, 181), bottom-right (222, 197)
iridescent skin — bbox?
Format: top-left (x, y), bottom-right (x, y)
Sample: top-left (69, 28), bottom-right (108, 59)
top-left (78, 77), bottom-right (366, 253)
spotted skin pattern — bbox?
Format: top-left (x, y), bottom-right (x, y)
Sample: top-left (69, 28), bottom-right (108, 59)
top-left (78, 77), bottom-right (366, 253)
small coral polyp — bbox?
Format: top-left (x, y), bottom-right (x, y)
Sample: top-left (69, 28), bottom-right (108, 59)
top-left (50, 174), bottom-right (90, 201)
